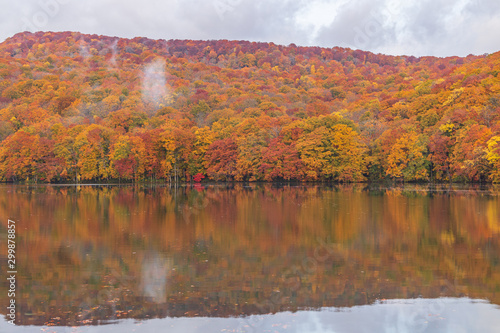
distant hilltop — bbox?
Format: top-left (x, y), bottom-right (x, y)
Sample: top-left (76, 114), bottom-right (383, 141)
top-left (3, 31), bottom-right (488, 66)
top-left (0, 31), bottom-right (499, 183)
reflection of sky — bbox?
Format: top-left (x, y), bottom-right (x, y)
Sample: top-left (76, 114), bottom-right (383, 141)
top-left (140, 253), bottom-right (172, 304)
top-left (2, 298), bottom-right (500, 333)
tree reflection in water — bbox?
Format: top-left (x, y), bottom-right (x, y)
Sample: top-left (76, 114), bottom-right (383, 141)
top-left (0, 184), bottom-right (499, 329)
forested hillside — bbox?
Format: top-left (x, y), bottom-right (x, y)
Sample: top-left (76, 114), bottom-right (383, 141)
top-left (0, 31), bottom-right (499, 183)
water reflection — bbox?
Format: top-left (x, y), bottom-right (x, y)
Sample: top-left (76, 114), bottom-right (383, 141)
top-left (0, 184), bottom-right (499, 330)
top-left (141, 253), bottom-right (172, 304)
top-left (2, 298), bottom-right (500, 332)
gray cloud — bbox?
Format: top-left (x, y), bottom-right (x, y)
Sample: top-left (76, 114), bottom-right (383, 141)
top-left (315, 0), bottom-right (397, 52)
top-left (314, 0), bottom-right (500, 56)
top-left (1, 0), bottom-right (500, 57)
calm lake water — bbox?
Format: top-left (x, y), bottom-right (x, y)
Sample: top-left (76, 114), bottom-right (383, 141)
top-left (1, 184), bottom-right (500, 332)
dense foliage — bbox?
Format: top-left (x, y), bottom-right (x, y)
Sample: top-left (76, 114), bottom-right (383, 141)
top-left (0, 31), bottom-right (499, 183)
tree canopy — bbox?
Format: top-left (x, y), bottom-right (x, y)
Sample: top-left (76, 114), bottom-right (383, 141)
top-left (1, 31), bottom-right (499, 183)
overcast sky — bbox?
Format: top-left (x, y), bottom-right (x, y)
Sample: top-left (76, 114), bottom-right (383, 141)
top-left (1, 0), bottom-right (500, 57)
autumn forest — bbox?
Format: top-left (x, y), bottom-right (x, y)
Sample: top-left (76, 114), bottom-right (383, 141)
top-left (1, 31), bottom-right (500, 183)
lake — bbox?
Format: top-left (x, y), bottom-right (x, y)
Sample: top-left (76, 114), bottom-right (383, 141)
top-left (1, 184), bottom-right (500, 332)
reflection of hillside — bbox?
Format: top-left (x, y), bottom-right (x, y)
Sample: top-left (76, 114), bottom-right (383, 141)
top-left (0, 184), bottom-right (499, 326)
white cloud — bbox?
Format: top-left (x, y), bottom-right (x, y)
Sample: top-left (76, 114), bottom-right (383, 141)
top-left (1, 0), bottom-right (500, 56)
top-left (294, 0), bottom-right (349, 44)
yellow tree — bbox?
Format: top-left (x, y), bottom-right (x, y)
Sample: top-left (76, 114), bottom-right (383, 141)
top-left (296, 124), bottom-right (367, 182)
top-left (74, 124), bottom-right (115, 181)
top-left (386, 132), bottom-right (428, 181)
top-left (110, 135), bottom-right (146, 181)
top-left (296, 126), bottom-right (331, 180)
top-left (159, 129), bottom-right (176, 180)
top-left (189, 126), bottom-right (215, 176)
top-left (328, 124), bottom-right (367, 182)
top-left (486, 136), bottom-right (500, 183)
